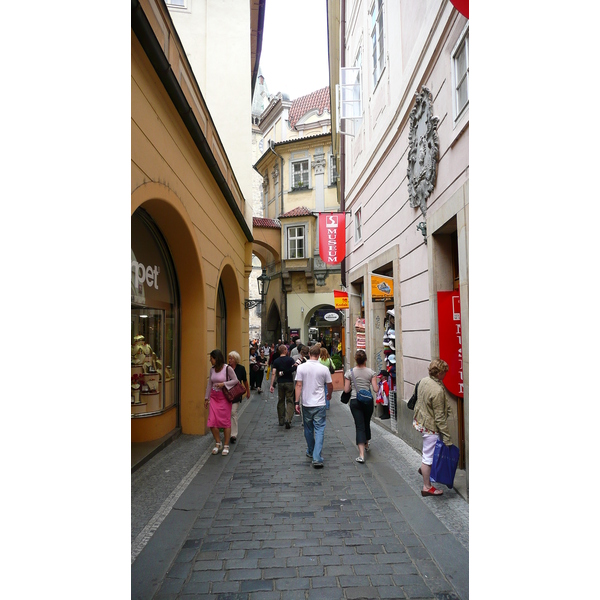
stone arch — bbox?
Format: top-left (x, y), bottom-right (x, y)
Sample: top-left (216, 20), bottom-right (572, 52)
top-left (265, 298), bottom-right (282, 344)
top-left (131, 182), bottom-right (207, 437)
top-left (303, 304), bottom-right (343, 351)
top-left (215, 258), bottom-right (243, 359)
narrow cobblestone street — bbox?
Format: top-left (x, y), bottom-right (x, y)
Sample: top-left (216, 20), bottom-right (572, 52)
top-left (132, 389), bottom-right (468, 599)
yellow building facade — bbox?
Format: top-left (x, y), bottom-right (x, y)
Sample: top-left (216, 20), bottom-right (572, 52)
top-left (252, 88), bottom-right (344, 348)
top-left (131, 0), bottom-right (263, 457)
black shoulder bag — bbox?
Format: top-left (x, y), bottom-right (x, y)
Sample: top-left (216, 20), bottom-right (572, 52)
top-left (407, 380), bottom-right (420, 410)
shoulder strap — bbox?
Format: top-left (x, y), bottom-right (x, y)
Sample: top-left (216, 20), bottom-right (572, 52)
top-left (350, 368), bottom-right (359, 390)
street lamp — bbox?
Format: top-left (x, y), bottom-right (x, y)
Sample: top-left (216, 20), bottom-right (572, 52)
top-left (244, 268), bottom-right (271, 309)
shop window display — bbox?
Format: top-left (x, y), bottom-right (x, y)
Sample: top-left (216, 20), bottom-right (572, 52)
top-left (131, 210), bottom-right (179, 416)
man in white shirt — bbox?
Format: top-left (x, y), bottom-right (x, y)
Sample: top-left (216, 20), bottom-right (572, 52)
top-left (295, 345), bottom-right (333, 468)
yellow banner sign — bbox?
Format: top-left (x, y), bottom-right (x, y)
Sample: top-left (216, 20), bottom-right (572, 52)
top-left (334, 290), bottom-right (349, 309)
top-left (371, 274), bottom-right (394, 301)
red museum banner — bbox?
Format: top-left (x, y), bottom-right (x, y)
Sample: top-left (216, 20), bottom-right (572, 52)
top-left (450, 0), bottom-right (468, 19)
top-left (437, 291), bottom-right (464, 398)
top-left (319, 213), bottom-right (345, 265)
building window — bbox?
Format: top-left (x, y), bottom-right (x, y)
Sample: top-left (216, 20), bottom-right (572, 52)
top-left (354, 208), bottom-right (362, 243)
top-left (287, 225), bottom-right (306, 259)
top-left (329, 155), bottom-right (338, 185)
top-left (452, 25), bottom-right (469, 119)
top-left (292, 159), bottom-right (310, 189)
top-left (166, 0), bottom-right (187, 7)
top-left (216, 281), bottom-right (227, 356)
top-left (370, 0), bottom-right (385, 87)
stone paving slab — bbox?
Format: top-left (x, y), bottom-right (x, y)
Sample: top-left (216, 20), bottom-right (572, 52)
top-left (132, 387), bottom-right (468, 599)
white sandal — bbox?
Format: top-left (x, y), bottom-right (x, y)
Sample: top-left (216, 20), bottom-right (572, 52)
top-left (222, 445), bottom-right (230, 456)
top-left (211, 442), bottom-right (222, 455)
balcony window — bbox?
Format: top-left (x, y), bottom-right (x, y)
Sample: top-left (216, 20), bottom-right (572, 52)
top-left (287, 225), bottom-right (306, 259)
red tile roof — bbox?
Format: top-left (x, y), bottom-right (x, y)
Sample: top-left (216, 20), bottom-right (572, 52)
top-left (278, 206), bottom-right (314, 219)
top-left (288, 87), bottom-right (331, 129)
top-left (253, 217), bottom-right (281, 229)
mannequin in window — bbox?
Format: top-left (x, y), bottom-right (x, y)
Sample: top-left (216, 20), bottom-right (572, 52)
top-left (132, 335), bottom-right (154, 372)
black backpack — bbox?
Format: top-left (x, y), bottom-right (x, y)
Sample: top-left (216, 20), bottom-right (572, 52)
top-left (407, 380), bottom-right (420, 410)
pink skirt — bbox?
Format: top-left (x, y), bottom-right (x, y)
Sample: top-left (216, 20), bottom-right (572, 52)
top-left (207, 388), bottom-right (232, 428)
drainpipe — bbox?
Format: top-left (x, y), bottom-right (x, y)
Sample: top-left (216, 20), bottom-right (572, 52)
top-left (269, 140), bottom-right (285, 217)
top-left (340, 0), bottom-right (347, 288)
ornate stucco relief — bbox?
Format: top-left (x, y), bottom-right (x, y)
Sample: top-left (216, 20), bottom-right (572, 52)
top-left (407, 87), bottom-right (440, 222)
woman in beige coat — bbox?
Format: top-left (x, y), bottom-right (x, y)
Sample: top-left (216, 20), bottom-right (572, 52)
top-left (413, 359), bottom-right (452, 497)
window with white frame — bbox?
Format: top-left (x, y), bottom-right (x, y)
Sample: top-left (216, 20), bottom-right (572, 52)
top-left (354, 208), bottom-right (362, 243)
top-left (370, 0), bottom-right (385, 87)
top-left (329, 155), bottom-right (338, 185)
top-left (452, 25), bottom-right (469, 119)
top-left (287, 225), bottom-right (305, 259)
top-left (292, 159), bottom-right (310, 188)
top-left (166, 0), bottom-right (187, 7)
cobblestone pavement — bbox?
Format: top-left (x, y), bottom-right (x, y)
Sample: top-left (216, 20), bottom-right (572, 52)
top-left (132, 385), bottom-right (469, 599)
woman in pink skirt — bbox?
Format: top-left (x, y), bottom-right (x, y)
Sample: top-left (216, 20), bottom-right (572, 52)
top-left (204, 349), bottom-right (238, 456)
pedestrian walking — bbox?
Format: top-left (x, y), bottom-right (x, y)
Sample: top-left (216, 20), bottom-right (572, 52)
top-left (344, 350), bottom-right (377, 464)
top-left (290, 339), bottom-right (302, 359)
top-left (319, 347), bottom-right (336, 410)
top-left (413, 358), bottom-right (453, 497)
top-left (205, 349), bottom-right (237, 456)
top-left (268, 343), bottom-right (280, 387)
top-left (249, 346), bottom-right (259, 390)
top-left (269, 344), bottom-right (296, 428)
top-left (254, 348), bottom-right (267, 393)
top-left (293, 345), bottom-right (309, 415)
top-left (295, 344), bottom-right (333, 469)
top-left (227, 351), bottom-right (251, 444)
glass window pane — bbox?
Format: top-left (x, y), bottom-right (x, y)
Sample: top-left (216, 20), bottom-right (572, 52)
top-left (132, 210), bottom-right (178, 416)
top-left (457, 80), bottom-right (468, 112)
top-left (456, 46), bottom-right (467, 80)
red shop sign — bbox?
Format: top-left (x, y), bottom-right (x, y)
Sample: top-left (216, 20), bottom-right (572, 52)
top-left (319, 213), bottom-right (345, 265)
top-left (437, 291), bottom-right (464, 398)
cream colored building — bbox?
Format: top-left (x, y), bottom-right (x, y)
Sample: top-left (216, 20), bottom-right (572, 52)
top-left (252, 88), bottom-right (344, 349)
top-left (166, 0), bottom-right (265, 209)
top-left (327, 0), bottom-right (469, 484)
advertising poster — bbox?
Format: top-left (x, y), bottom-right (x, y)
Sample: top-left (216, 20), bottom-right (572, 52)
top-left (437, 291), bottom-right (464, 398)
top-left (333, 290), bottom-right (349, 310)
top-left (370, 273), bottom-right (394, 301)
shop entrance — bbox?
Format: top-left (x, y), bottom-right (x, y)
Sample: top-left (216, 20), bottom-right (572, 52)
top-left (307, 306), bottom-right (344, 359)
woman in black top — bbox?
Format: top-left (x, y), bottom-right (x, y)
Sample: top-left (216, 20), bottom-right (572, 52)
top-left (227, 351), bottom-right (251, 443)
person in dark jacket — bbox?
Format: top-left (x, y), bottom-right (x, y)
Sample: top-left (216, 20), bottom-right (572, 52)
top-left (227, 351), bottom-right (251, 443)
top-left (269, 344), bottom-right (296, 428)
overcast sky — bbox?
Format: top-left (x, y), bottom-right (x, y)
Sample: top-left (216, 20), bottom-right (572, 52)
top-left (259, 0), bottom-right (330, 100)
